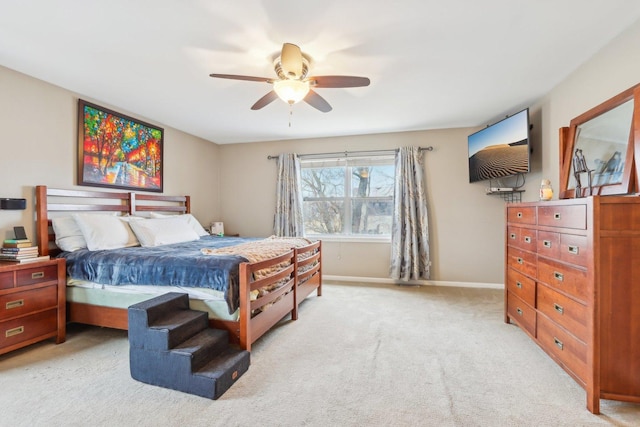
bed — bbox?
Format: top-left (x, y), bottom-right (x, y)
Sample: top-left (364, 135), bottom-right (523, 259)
top-left (34, 185), bottom-right (322, 351)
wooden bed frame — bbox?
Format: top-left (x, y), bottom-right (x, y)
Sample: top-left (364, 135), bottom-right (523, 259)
top-left (34, 185), bottom-right (322, 351)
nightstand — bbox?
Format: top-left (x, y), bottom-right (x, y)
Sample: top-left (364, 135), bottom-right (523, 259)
top-left (0, 258), bottom-right (66, 355)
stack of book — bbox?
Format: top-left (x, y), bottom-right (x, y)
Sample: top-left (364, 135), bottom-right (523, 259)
top-left (0, 239), bottom-right (50, 264)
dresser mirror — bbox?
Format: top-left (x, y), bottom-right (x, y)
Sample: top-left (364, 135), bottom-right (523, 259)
top-left (559, 83), bottom-right (639, 199)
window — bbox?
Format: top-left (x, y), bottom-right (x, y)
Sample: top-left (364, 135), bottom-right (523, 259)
top-left (300, 155), bottom-right (395, 237)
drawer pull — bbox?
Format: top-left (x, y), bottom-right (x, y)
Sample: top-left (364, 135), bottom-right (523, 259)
top-left (516, 257), bottom-right (523, 265)
top-left (31, 271), bottom-right (45, 279)
top-left (6, 299), bottom-right (25, 310)
top-left (6, 326), bottom-right (24, 338)
top-left (553, 271), bottom-right (564, 282)
top-left (554, 213), bottom-right (561, 220)
top-left (516, 281), bottom-right (523, 289)
top-left (510, 233), bottom-right (516, 240)
top-left (554, 303), bottom-right (564, 315)
top-left (543, 240), bottom-right (552, 248)
top-left (554, 337), bottom-right (564, 350)
top-left (516, 307), bottom-right (523, 316)
top-left (524, 236), bottom-right (531, 244)
top-left (568, 245), bottom-right (579, 255)
top-left (517, 212), bottom-right (523, 218)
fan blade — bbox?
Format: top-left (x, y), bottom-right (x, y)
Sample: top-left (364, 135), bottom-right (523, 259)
top-left (304, 90), bottom-right (332, 113)
top-left (209, 73), bottom-right (273, 83)
top-left (308, 75), bottom-right (370, 88)
top-left (251, 90), bottom-right (279, 110)
top-left (280, 43), bottom-right (303, 78)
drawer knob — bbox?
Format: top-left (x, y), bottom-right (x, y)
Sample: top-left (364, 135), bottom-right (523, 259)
top-left (6, 299), bottom-right (24, 310)
top-left (31, 271), bottom-right (45, 279)
top-left (554, 337), bottom-right (564, 350)
top-left (510, 233), bottom-right (516, 240)
top-left (568, 245), bottom-right (579, 255)
top-left (554, 271), bottom-right (564, 282)
top-left (543, 240), bottom-right (552, 248)
top-left (517, 212), bottom-right (523, 218)
top-left (516, 307), bottom-right (523, 316)
top-left (554, 303), bottom-right (564, 315)
top-left (554, 213), bottom-right (561, 220)
top-left (517, 257), bottom-right (524, 265)
top-left (524, 236), bottom-right (531, 244)
top-left (5, 326), bottom-right (24, 338)
top-left (516, 281), bottom-right (523, 289)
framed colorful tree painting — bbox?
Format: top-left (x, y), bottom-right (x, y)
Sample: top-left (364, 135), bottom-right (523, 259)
top-left (77, 99), bottom-right (164, 192)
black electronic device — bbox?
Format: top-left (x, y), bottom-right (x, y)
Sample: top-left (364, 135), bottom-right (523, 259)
top-left (0, 198), bottom-right (27, 210)
top-left (14, 226), bottom-right (28, 240)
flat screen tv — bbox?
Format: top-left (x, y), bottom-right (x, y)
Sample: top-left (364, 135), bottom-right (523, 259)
top-left (468, 108), bottom-right (530, 183)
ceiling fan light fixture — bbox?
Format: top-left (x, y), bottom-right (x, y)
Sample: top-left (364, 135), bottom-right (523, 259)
top-left (273, 79), bottom-right (310, 105)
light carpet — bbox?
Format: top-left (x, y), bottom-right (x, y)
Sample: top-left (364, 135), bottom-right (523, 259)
top-left (1, 283), bottom-right (639, 426)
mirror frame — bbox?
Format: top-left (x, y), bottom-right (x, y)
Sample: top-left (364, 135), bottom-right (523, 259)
top-left (560, 84), bottom-right (640, 199)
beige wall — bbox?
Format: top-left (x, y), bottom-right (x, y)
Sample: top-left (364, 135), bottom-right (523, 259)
top-left (1, 17), bottom-right (639, 285)
top-left (0, 65), bottom-right (221, 242)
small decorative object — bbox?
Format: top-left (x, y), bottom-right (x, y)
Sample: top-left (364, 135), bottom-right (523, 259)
top-left (572, 148), bottom-right (593, 198)
top-left (539, 179), bottom-right (553, 201)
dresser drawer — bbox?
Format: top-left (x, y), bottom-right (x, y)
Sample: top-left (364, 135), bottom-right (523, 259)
top-left (537, 231), bottom-right (560, 259)
top-left (507, 226), bottom-right (537, 252)
top-left (537, 258), bottom-right (588, 303)
top-left (0, 309), bottom-right (57, 350)
top-left (559, 234), bottom-right (589, 268)
top-left (0, 285), bottom-right (57, 321)
top-left (506, 268), bottom-right (535, 306)
top-left (538, 205), bottom-right (586, 230)
top-left (506, 246), bottom-right (537, 278)
top-left (508, 292), bottom-right (536, 337)
top-left (0, 271), bottom-right (13, 290)
top-left (16, 265), bottom-right (58, 287)
top-left (537, 283), bottom-right (588, 343)
top-left (507, 206), bottom-right (536, 225)
top-left (537, 314), bottom-right (587, 383)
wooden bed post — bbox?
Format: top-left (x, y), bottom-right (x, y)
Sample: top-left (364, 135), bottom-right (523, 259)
top-left (317, 240), bottom-right (322, 297)
top-left (238, 263), bottom-right (251, 351)
top-left (35, 185), bottom-right (50, 256)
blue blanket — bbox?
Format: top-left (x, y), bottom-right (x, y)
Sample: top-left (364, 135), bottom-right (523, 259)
top-left (59, 236), bottom-right (259, 314)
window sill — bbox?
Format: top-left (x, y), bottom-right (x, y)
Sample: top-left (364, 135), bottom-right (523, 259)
top-left (306, 235), bottom-right (391, 244)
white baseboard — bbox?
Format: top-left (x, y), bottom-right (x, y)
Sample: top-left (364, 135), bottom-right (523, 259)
top-left (322, 275), bottom-right (503, 289)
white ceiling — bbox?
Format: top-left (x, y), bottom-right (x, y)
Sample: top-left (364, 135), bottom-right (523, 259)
top-left (1, 1), bottom-right (640, 145)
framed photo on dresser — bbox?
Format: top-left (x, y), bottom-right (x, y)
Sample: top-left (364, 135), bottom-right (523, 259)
top-left (77, 99), bottom-right (164, 192)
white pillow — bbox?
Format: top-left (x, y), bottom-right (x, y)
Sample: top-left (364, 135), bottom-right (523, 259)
top-left (128, 217), bottom-right (200, 247)
top-left (72, 214), bottom-right (140, 251)
top-left (52, 216), bottom-right (87, 252)
top-left (149, 213), bottom-right (209, 236)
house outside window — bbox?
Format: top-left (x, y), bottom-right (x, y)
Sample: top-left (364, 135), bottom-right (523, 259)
top-left (300, 155), bottom-right (395, 239)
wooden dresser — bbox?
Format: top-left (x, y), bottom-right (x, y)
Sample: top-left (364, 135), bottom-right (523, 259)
top-left (0, 258), bottom-right (66, 355)
top-left (504, 196), bottom-right (640, 414)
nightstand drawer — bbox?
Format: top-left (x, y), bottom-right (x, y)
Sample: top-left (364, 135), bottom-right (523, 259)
top-left (16, 265), bottom-right (58, 287)
top-left (538, 205), bottom-right (586, 230)
top-left (538, 258), bottom-right (587, 303)
top-left (537, 283), bottom-right (588, 343)
top-left (508, 292), bottom-right (536, 337)
top-left (0, 285), bottom-right (57, 321)
top-left (0, 309), bottom-right (57, 350)
top-left (537, 314), bottom-right (587, 383)
top-left (0, 271), bottom-right (13, 290)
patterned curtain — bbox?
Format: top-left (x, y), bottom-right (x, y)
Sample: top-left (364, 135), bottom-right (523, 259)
top-left (390, 147), bottom-right (430, 281)
top-left (273, 153), bottom-right (305, 237)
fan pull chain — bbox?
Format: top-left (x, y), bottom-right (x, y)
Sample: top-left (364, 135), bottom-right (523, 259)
top-left (289, 103), bottom-right (293, 127)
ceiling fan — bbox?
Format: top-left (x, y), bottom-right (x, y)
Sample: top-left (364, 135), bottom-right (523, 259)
top-left (209, 43), bottom-right (370, 113)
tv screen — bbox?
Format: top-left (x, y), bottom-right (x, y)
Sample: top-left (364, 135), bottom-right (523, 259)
top-left (468, 108), bottom-right (530, 183)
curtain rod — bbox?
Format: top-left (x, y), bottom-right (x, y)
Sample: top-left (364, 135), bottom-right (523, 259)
top-left (267, 146), bottom-right (433, 160)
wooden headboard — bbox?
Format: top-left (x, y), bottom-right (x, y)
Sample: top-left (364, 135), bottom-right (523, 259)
top-left (35, 185), bottom-right (191, 256)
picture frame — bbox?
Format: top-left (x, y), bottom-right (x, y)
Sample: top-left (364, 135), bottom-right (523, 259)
top-left (559, 84), bottom-right (639, 199)
top-left (77, 99), bottom-right (163, 192)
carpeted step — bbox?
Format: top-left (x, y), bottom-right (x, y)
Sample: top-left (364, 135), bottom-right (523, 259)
top-left (130, 291), bottom-right (190, 324)
top-left (147, 309), bottom-right (209, 349)
top-left (172, 328), bottom-right (230, 371)
top-left (192, 347), bottom-right (250, 399)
